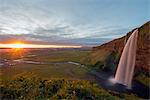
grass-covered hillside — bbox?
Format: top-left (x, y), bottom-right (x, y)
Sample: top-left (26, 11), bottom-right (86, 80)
top-left (0, 49), bottom-right (144, 99)
top-left (89, 22), bottom-right (150, 98)
top-left (91, 21), bottom-right (150, 72)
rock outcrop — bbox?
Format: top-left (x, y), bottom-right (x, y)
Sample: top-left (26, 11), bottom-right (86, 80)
top-left (91, 21), bottom-right (150, 72)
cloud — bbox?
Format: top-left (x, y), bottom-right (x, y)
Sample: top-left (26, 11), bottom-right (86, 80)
top-left (0, 8), bottom-right (131, 44)
top-left (0, 0), bottom-right (146, 45)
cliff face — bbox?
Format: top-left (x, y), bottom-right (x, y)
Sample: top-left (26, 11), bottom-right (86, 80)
top-left (91, 21), bottom-right (150, 72)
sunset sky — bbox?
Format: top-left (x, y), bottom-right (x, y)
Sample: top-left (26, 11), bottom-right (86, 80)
top-left (0, 0), bottom-right (149, 46)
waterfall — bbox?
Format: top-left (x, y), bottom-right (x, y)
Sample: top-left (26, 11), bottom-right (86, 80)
top-left (115, 29), bottom-right (138, 89)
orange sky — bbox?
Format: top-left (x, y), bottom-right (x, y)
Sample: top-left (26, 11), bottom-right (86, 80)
top-left (0, 42), bottom-right (82, 49)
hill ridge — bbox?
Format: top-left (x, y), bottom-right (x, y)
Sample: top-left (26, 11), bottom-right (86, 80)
top-left (91, 21), bottom-right (150, 72)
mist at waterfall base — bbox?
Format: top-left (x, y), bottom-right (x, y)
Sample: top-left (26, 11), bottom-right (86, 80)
top-left (109, 29), bottom-right (138, 89)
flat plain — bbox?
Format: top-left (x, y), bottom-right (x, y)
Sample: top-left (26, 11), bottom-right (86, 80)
top-left (0, 49), bottom-right (94, 81)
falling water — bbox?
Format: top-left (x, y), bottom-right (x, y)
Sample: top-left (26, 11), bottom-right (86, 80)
top-left (115, 29), bottom-right (138, 89)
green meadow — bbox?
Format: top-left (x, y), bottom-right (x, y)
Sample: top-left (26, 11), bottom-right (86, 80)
top-left (0, 49), bottom-right (147, 99)
top-left (0, 49), bottom-right (92, 81)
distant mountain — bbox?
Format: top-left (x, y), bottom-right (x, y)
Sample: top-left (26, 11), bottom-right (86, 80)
top-left (91, 21), bottom-right (150, 73)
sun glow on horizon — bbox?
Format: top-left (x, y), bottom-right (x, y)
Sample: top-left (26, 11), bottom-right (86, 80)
top-left (0, 43), bottom-right (82, 49)
top-left (9, 43), bottom-right (25, 49)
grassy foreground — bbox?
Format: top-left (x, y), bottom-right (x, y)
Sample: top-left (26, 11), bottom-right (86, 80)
top-left (0, 76), bottom-right (140, 100)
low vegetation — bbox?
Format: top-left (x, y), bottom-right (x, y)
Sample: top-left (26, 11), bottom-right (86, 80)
top-left (0, 49), bottom-right (148, 99)
top-left (24, 50), bottom-right (91, 63)
top-left (91, 51), bottom-right (120, 72)
top-left (135, 73), bottom-right (150, 87)
top-left (0, 50), bottom-right (93, 81)
top-left (0, 76), bottom-right (140, 100)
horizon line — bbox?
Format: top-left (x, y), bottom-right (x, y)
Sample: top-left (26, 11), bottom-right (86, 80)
top-left (0, 43), bottom-right (82, 49)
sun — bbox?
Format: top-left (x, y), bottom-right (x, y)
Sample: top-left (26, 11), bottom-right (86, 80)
top-left (9, 43), bottom-right (25, 49)
top-left (0, 42), bottom-right (82, 49)
top-left (11, 44), bottom-right (24, 48)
